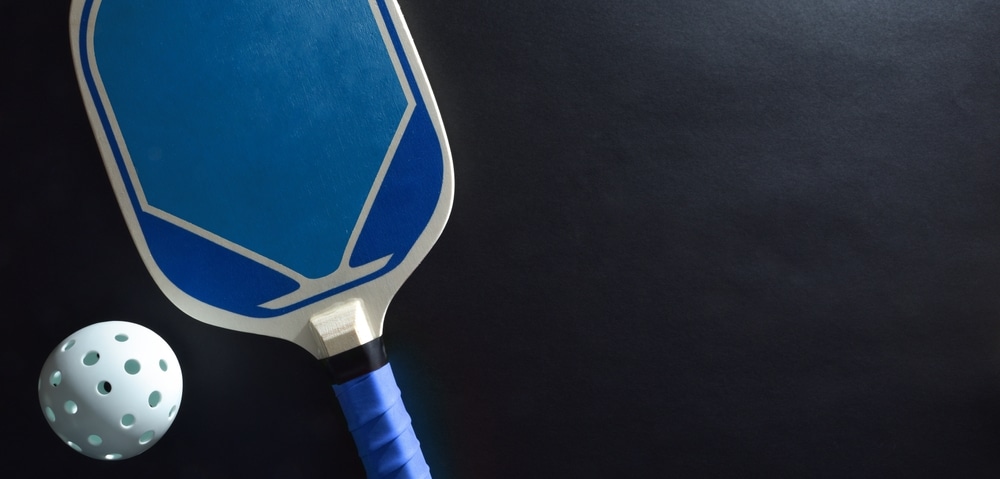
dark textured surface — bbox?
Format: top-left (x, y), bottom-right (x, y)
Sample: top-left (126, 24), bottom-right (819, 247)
top-left (5, 1), bottom-right (1000, 477)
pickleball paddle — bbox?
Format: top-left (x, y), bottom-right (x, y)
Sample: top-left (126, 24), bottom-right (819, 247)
top-left (69, 1), bottom-right (452, 477)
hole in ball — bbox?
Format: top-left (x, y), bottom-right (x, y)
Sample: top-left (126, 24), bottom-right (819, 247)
top-left (50, 370), bottom-right (62, 387)
top-left (138, 430), bottom-right (155, 445)
top-left (98, 380), bottom-right (112, 395)
top-left (115, 334), bottom-right (128, 342)
top-left (121, 413), bottom-right (135, 428)
top-left (124, 359), bottom-right (141, 375)
top-left (83, 351), bottom-right (100, 366)
top-left (88, 434), bottom-right (103, 446)
top-left (64, 400), bottom-right (78, 414)
top-left (62, 339), bottom-right (76, 352)
top-left (148, 391), bottom-right (162, 408)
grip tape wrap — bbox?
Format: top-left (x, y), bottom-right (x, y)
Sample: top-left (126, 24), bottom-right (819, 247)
top-left (333, 363), bottom-right (431, 478)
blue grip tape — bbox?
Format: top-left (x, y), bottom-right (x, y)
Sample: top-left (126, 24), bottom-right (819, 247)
top-left (333, 363), bottom-right (431, 478)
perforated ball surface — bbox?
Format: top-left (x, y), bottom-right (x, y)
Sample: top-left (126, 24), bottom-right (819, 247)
top-left (38, 321), bottom-right (183, 460)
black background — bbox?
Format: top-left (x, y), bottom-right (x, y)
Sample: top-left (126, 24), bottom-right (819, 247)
top-left (6, 1), bottom-right (1000, 477)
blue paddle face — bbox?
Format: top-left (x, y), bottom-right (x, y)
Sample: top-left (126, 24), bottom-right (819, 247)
top-left (71, 0), bottom-right (452, 356)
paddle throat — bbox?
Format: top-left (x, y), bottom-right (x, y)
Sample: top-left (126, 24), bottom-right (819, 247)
top-left (309, 298), bottom-right (389, 383)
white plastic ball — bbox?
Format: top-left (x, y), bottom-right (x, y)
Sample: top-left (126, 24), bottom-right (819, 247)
top-left (38, 321), bottom-right (183, 460)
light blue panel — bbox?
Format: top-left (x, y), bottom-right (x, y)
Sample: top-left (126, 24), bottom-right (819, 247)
top-left (93, 0), bottom-right (408, 279)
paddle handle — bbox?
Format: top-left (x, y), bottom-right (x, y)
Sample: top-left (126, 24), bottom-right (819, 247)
top-left (332, 363), bottom-right (431, 479)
